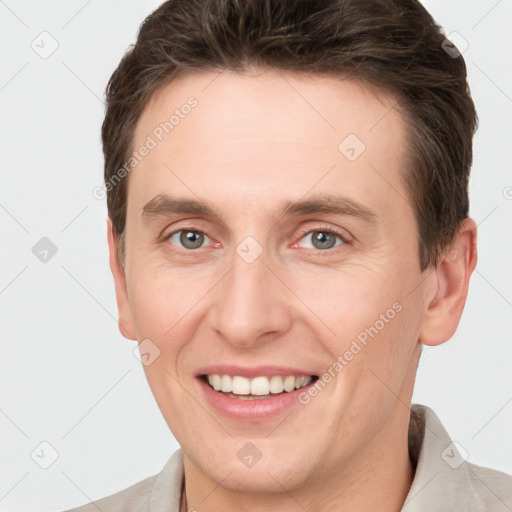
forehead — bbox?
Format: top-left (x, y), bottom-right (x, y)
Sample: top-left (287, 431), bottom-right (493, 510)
top-left (136, 68), bottom-right (404, 151)
top-left (129, 69), bottom-right (410, 224)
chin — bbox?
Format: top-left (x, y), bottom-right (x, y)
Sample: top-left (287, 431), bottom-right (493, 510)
top-left (185, 438), bottom-right (318, 494)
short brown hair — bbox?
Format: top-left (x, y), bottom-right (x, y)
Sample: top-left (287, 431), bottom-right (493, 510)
top-left (102, 0), bottom-right (477, 271)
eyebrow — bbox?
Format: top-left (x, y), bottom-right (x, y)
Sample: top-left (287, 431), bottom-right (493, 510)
top-left (281, 195), bottom-right (378, 223)
top-left (141, 193), bottom-right (378, 225)
top-left (141, 195), bottom-right (220, 225)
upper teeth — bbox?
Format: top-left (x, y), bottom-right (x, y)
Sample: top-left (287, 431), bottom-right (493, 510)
top-left (206, 374), bottom-right (313, 395)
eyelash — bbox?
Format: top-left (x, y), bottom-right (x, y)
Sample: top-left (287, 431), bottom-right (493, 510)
top-left (163, 224), bottom-right (351, 254)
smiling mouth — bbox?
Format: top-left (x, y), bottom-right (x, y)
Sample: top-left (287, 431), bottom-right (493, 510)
top-left (201, 374), bottom-right (319, 400)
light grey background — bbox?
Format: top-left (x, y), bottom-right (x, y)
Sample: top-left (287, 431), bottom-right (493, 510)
top-left (0, 1), bottom-right (511, 511)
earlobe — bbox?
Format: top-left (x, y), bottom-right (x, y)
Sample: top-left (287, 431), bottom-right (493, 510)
top-left (419, 218), bottom-right (478, 346)
top-left (106, 218), bottom-right (137, 340)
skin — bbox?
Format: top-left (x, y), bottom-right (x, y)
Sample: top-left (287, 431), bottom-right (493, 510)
top-left (107, 69), bottom-right (477, 512)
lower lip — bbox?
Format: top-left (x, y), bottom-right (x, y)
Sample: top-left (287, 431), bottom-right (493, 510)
top-left (197, 377), bottom-right (314, 420)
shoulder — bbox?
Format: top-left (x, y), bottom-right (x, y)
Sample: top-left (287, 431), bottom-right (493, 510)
top-left (65, 474), bottom-right (157, 512)
top-left (63, 449), bottom-right (184, 512)
top-left (404, 404), bottom-right (512, 511)
top-left (466, 461), bottom-right (512, 510)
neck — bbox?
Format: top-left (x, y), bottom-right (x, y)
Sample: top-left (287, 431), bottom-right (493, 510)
top-left (180, 400), bottom-right (415, 512)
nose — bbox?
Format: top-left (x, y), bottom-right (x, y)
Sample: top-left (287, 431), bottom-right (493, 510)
top-left (208, 247), bottom-right (293, 349)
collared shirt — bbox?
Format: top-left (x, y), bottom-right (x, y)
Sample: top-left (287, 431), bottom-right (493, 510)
top-left (67, 404), bottom-right (512, 511)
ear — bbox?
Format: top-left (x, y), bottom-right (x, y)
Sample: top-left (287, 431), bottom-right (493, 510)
top-left (419, 217), bottom-right (478, 346)
top-left (106, 218), bottom-right (137, 340)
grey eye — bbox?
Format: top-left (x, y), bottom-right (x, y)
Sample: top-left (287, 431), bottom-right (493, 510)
top-left (298, 231), bottom-right (343, 250)
top-left (169, 230), bottom-right (209, 250)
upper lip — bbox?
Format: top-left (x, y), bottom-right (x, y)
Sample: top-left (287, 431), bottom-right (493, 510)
top-left (195, 365), bottom-right (318, 379)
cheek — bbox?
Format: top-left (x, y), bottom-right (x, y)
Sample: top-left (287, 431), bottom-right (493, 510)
top-left (343, 296), bottom-right (423, 424)
top-left (297, 263), bottom-right (421, 396)
top-left (127, 244), bottom-right (421, 370)
top-left (290, 264), bottom-right (402, 343)
top-left (128, 268), bottom-right (201, 424)
top-left (126, 264), bottom-right (222, 398)
top-left (128, 263), bottom-right (205, 339)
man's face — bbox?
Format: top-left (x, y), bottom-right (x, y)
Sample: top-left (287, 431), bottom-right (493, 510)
top-left (117, 70), bottom-right (435, 492)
